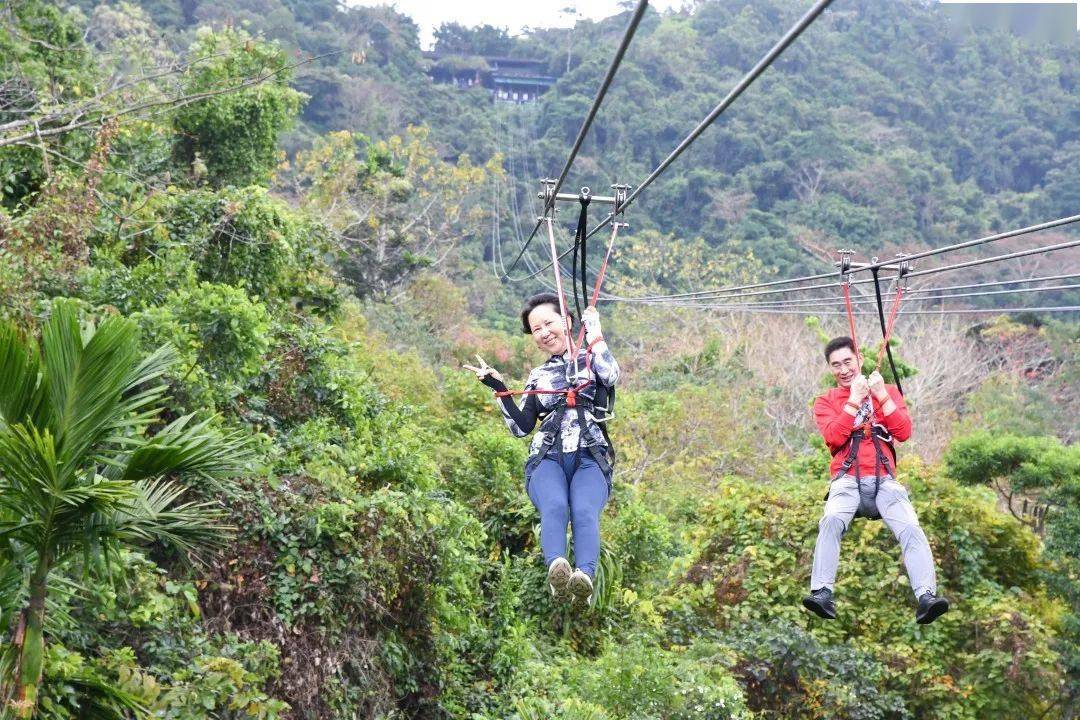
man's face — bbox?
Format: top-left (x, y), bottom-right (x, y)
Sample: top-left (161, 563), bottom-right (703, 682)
top-left (827, 346), bottom-right (860, 388)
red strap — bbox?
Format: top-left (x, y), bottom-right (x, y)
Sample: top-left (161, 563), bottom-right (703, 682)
top-left (575, 223), bottom-right (622, 348)
top-left (494, 339), bottom-right (599, 400)
top-left (842, 277), bottom-right (873, 429)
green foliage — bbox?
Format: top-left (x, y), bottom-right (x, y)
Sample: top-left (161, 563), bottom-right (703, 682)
top-left (0, 0), bottom-right (94, 207)
top-left (134, 282), bottom-right (271, 409)
top-left (945, 430), bottom-right (1080, 716)
top-left (2, 2), bottom-right (1077, 717)
top-left (512, 638), bottom-right (750, 720)
top-left (173, 27), bottom-right (303, 187)
top-left (944, 431), bottom-right (1079, 493)
top-left (0, 299), bottom-right (248, 717)
top-left (662, 472), bottom-right (1059, 719)
top-left (725, 622), bottom-right (908, 719)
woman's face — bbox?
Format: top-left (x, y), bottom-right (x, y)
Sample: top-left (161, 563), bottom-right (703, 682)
top-left (527, 303), bottom-right (569, 355)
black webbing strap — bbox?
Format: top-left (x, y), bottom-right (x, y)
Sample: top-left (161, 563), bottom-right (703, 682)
top-left (828, 425), bottom-right (897, 516)
top-left (571, 195), bottom-right (591, 322)
top-left (871, 267), bottom-right (904, 396)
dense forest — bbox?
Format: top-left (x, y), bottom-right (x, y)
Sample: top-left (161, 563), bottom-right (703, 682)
top-left (0, 0), bottom-right (1078, 718)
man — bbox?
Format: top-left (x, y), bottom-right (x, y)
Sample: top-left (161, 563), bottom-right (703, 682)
top-left (803, 336), bottom-right (949, 624)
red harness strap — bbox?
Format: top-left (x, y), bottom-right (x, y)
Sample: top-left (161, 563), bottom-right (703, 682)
top-left (494, 337), bottom-right (605, 408)
top-left (842, 279), bottom-right (860, 364)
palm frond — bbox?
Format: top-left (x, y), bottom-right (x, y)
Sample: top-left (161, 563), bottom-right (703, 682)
top-left (40, 301), bottom-right (144, 482)
top-left (0, 423), bottom-right (61, 522)
top-left (0, 553), bottom-right (25, 630)
top-left (120, 414), bottom-right (252, 482)
top-left (40, 672), bottom-right (152, 720)
top-left (86, 480), bottom-right (231, 561)
top-left (0, 321), bottom-right (43, 429)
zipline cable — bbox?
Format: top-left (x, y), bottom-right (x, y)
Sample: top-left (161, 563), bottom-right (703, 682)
top-left (626, 305), bottom-right (1080, 316)
top-left (699, 274), bottom-right (1080, 309)
top-left (620, 281), bottom-right (1080, 311)
top-left (610, 234), bottom-right (1080, 311)
top-left (586, 0), bottom-right (836, 241)
top-left (505, 0), bottom-right (650, 278)
top-left (606, 214), bottom-right (1080, 302)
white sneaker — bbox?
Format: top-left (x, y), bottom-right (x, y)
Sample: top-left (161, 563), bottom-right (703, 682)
top-left (568, 569), bottom-right (594, 605)
top-left (547, 557), bottom-right (572, 598)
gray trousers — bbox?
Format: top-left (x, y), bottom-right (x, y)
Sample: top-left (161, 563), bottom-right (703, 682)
top-left (810, 475), bottom-right (937, 599)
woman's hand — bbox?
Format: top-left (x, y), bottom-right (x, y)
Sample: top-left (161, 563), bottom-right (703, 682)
top-left (582, 306), bottom-right (603, 344)
top-left (462, 354), bottom-right (503, 384)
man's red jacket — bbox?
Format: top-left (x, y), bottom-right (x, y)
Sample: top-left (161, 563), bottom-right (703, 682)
top-left (813, 384), bottom-right (912, 478)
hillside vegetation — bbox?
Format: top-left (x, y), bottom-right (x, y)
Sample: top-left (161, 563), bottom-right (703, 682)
top-left (0, 1), bottom-right (1077, 718)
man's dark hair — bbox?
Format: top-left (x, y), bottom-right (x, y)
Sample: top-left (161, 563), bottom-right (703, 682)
top-left (824, 336), bottom-right (857, 362)
top-left (521, 293), bottom-right (574, 334)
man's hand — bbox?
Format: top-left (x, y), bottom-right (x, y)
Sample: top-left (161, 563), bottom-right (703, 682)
top-left (462, 354), bottom-right (503, 384)
top-left (849, 374), bottom-right (870, 403)
top-left (868, 370), bottom-right (888, 400)
top-left (582, 306), bottom-right (603, 344)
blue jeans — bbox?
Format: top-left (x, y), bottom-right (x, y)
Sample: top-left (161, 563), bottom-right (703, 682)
top-left (527, 449), bottom-right (610, 577)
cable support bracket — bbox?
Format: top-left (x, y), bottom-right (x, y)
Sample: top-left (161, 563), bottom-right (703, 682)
top-left (537, 181), bottom-right (630, 207)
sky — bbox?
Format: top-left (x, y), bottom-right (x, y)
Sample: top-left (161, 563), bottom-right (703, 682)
top-left (348, 0), bottom-right (689, 49)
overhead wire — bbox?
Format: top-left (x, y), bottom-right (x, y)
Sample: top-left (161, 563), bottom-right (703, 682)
top-left (586, 0), bottom-right (836, 241)
top-left (503, 0), bottom-right (650, 279)
top-left (606, 214), bottom-right (1080, 302)
top-left (631, 282), bottom-right (1080, 312)
top-left (630, 305), bottom-right (1080, 316)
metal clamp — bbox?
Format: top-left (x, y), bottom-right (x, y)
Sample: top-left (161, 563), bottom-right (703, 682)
top-left (611, 183), bottom-right (631, 214)
top-left (896, 253), bottom-right (913, 291)
top-left (539, 178), bottom-right (557, 212)
top-left (836, 249), bottom-right (855, 280)
top-left (536, 181), bottom-right (630, 207)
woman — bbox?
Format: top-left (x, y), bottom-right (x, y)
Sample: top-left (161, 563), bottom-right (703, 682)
top-left (464, 293), bottom-right (619, 603)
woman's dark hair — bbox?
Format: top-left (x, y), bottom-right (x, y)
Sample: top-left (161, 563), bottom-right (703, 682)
top-left (520, 293), bottom-right (574, 334)
top-left (824, 336), bottom-right (857, 362)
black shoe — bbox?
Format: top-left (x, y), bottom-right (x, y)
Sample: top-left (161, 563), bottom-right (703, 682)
top-left (802, 588), bottom-right (836, 619)
top-left (915, 592), bottom-right (950, 624)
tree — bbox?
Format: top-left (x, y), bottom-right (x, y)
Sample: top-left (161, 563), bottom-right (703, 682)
top-left (295, 127), bottom-right (499, 299)
top-left (0, 300), bottom-right (249, 718)
top-left (172, 27), bottom-right (304, 188)
top-left (432, 22), bottom-right (515, 57)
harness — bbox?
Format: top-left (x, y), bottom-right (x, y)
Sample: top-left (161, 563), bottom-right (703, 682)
top-left (828, 422), bottom-right (897, 518)
top-left (500, 339), bottom-right (616, 484)
top-left (495, 191), bottom-right (628, 484)
top-left (828, 252), bottom-right (912, 515)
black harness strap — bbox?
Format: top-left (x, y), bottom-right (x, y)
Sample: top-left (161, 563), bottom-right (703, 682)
top-left (828, 424), bottom-right (897, 518)
top-left (571, 194), bottom-right (591, 323)
top-left (871, 267), bottom-right (904, 396)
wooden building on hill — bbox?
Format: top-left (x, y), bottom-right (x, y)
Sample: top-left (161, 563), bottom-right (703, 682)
top-left (424, 52), bottom-right (555, 103)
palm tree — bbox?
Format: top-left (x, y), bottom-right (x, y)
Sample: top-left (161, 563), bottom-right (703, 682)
top-left (0, 300), bottom-right (249, 718)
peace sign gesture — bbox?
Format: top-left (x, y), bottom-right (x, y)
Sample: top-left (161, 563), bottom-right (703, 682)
top-left (462, 354), bottom-right (503, 384)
